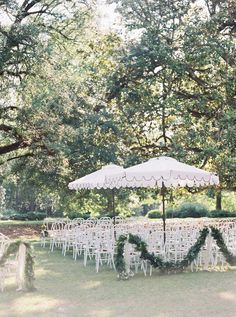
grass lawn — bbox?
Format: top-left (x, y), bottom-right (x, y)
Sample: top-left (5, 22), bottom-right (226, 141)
top-left (1, 244), bottom-right (236, 317)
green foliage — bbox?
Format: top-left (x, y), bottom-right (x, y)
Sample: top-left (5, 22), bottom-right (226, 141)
top-left (147, 205), bottom-right (236, 219)
top-left (67, 211), bottom-right (91, 220)
top-left (167, 190), bottom-right (236, 213)
top-left (169, 203), bottom-right (209, 218)
top-left (0, 0), bottom-right (91, 162)
top-left (147, 210), bottom-right (162, 219)
top-left (0, 211), bottom-right (46, 221)
top-left (0, 0), bottom-right (235, 216)
top-left (108, 0), bottom-right (236, 192)
top-left (116, 226), bottom-right (236, 279)
top-left (9, 212), bottom-right (46, 221)
top-left (209, 210), bottom-right (236, 218)
top-left (116, 228), bottom-right (210, 279)
top-left (210, 226), bottom-right (236, 266)
top-left (140, 203), bottom-right (159, 216)
top-left (0, 186), bottom-right (6, 211)
top-left (0, 14), bottom-right (127, 217)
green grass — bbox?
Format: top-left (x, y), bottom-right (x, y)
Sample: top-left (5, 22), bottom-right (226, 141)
top-left (1, 244), bottom-right (236, 317)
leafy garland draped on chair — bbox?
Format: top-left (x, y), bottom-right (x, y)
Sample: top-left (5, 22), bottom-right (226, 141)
top-left (115, 227), bottom-right (236, 279)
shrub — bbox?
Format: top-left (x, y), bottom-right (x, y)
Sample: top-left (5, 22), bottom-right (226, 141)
top-left (9, 213), bottom-right (27, 220)
top-left (147, 210), bottom-right (162, 219)
top-left (132, 207), bottom-right (142, 216)
top-left (27, 212), bottom-right (47, 220)
top-left (209, 210), bottom-right (236, 218)
top-left (141, 203), bottom-right (159, 216)
top-left (68, 211), bottom-right (91, 219)
top-left (101, 212), bottom-right (117, 218)
top-left (166, 208), bottom-right (177, 218)
top-left (167, 203), bottom-right (209, 218)
top-left (51, 210), bottom-right (64, 218)
top-left (1, 209), bottom-right (17, 217)
top-left (9, 212), bottom-right (46, 221)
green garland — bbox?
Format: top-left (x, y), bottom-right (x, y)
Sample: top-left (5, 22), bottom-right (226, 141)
top-left (210, 226), bottom-right (236, 266)
top-left (115, 227), bottom-right (236, 279)
top-left (0, 240), bottom-right (35, 291)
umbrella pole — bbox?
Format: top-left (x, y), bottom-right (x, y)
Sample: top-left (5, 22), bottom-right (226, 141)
top-left (111, 188), bottom-right (116, 225)
top-left (161, 183), bottom-right (166, 244)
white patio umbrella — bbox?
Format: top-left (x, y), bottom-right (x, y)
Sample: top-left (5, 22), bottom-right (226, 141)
top-left (106, 156), bottom-right (220, 242)
top-left (68, 164), bottom-right (125, 222)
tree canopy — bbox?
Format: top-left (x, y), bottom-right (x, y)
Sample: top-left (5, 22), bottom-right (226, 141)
top-left (0, 0), bottom-right (235, 215)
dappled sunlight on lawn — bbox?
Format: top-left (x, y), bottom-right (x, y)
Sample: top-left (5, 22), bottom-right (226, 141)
top-left (150, 313), bottom-right (171, 317)
top-left (218, 291), bottom-right (236, 302)
top-left (0, 295), bottom-right (62, 317)
top-left (87, 309), bottom-right (114, 317)
top-left (36, 266), bottom-right (64, 278)
top-left (81, 280), bottom-right (102, 290)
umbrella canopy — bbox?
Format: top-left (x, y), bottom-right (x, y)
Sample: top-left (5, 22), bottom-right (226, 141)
top-left (68, 164), bottom-right (125, 224)
top-left (68, 164), bottom-right (125, 190)
top-left (106, 156), bottom-right (219, 243)
top-left (107, 156), bottom-right (219, 189)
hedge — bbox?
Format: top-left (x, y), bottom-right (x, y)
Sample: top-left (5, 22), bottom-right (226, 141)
top-left (147, 203), bottom-right (236, 219)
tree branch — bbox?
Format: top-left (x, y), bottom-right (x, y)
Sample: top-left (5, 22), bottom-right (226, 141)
top-left (0, 140), bottom-right (30, 155)
top-left (0, 152), bottom-right (34, 165)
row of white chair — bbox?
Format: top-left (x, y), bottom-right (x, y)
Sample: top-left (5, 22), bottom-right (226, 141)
top-left (41, 217), bottom-right (236, 275)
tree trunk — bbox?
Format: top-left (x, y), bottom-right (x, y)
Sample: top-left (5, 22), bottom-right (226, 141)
top-left (107, 193), bottom-right (113, 216)
top-left (15, 187), bottom-right (20, 211)
top-left (216, 190), bottom-right (222, 210)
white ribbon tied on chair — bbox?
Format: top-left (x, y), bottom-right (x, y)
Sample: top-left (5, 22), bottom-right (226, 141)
top-left (16, 243), bottom-right (27, 291)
